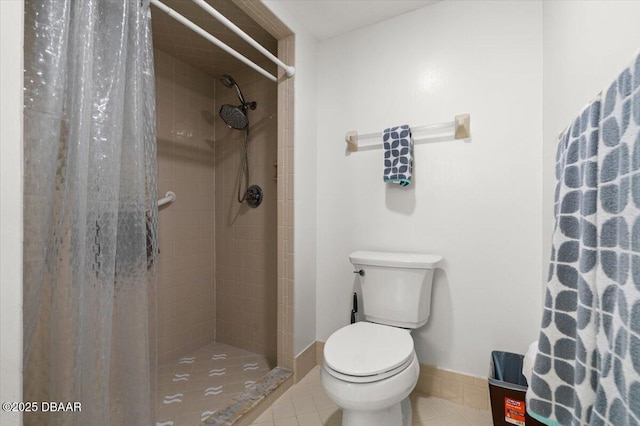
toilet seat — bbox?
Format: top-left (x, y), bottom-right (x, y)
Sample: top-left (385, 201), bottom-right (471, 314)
top-left (324, 322), bottom-right (414, 383)
top-left (324, 352), bottom-right (416, 383)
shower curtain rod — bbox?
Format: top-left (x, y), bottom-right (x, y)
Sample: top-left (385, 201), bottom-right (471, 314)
top-left (192, 0), bottom-right (295, 78)
top-left (148, 0), bottom-right (294, 82)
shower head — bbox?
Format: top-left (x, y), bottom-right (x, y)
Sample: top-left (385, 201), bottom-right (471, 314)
top-left (218, 74), bottom-right (257, 130)
top-left (219, 104), bottom-right (249, 130)
top-left (220, 74), bottom-right (236, 88)
top-left (220, 74), bottom-right (247, 106)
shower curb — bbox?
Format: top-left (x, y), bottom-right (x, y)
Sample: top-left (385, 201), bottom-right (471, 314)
top-left (203, 367), bottom-right (292, 425)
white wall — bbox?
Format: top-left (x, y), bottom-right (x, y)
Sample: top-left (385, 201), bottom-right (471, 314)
top-left (16, 0), bottom-right (639, 414)
top-left (0, 1), bottom-right (24, 425)
top-left (315, 0), bottom-right (543, 377)
top-left (262, 0), bottom-right (319, 356)
top-left (542, 1), bottom-right (640, 284)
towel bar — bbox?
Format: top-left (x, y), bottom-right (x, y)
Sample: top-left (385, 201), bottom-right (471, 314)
top-left (345, 114), bottom-right (470, 152)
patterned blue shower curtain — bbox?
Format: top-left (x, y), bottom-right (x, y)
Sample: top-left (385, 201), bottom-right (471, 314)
top-left (526, 52), bottom-right (640, 425)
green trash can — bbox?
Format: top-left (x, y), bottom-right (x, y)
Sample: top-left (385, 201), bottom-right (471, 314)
top-left (488, 351), bottom-right (544, 426)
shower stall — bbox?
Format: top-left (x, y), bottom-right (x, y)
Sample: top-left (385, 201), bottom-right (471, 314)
top-left (22, 0), bottom-right (290, 424)
top-left (152, 3), bottom-right (279, 423)
top-left (154, 56), bottom-right (277, 425)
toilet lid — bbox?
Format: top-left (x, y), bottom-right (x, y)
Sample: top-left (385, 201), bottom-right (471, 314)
top-left (324, 322), bottom-right (414, 377)
top-left (324, 352), bottom-right (415, 383)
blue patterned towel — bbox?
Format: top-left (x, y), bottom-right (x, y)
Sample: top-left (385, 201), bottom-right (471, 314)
top-left (383, 125), bottom-right (413, 187)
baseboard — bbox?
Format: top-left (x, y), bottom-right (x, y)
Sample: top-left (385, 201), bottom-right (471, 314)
top-left (293, 341), bottom-right (317, 383)
top-left (416, 364), bottom-right (490, 411)
top-left (316, 340), bottom-right (325, 366)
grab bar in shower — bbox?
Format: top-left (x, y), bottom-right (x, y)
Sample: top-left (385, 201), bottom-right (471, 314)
top-left (158, 191), bottom-right (176, 208)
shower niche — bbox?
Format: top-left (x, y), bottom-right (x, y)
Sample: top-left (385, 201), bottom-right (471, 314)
top-left (152, 2), bottom-right (279, 423)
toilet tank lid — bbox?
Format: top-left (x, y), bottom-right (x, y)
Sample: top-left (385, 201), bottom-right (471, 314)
top-left (349, 251), bottom-right (442, 269)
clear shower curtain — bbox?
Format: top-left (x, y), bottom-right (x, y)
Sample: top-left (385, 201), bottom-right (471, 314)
top-left (23, 0), bottom-right (158, 424)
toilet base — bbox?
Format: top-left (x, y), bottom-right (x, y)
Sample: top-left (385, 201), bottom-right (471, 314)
top-left (341, 397), bottom-right (412, 426)
top-left (321, 352), bottom-right (419, 426)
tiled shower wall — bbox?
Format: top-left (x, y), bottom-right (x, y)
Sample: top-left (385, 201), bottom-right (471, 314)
top-left (155, 49), bottom-right (217, 363)
top-left (235, 0), bottom-right (297, 370)
top-left (214, 63), bottom-right (278, 366)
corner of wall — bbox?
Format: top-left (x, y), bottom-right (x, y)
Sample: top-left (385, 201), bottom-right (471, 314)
top-left (264, 0), bottom-right (321, 358)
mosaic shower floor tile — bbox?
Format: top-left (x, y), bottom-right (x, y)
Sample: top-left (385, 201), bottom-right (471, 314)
top-left (156, 342), bottom-right (271, 426)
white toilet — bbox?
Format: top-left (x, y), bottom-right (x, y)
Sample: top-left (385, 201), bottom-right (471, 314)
top-left (321, 251), bottom-right (442, 426)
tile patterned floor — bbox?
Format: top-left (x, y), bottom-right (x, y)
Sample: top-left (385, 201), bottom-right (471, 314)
top-left (156, 342), bottom-right (271, 425)
top-left (250, 366), bottom-right (494, 426)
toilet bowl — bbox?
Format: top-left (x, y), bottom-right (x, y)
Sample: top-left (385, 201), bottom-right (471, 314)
top-left (320, 322), bottom-right (420, 426)
top-left (321, 251), bottom-right (442, 426)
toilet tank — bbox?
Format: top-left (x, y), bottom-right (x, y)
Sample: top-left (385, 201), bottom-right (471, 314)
top-left (350, 251), bottom-right (442, 329)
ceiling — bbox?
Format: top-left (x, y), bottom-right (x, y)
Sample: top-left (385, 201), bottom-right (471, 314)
top-left (150, 0), bottom-right (441, 77)
top-left (151, 0), bottom-right (277, 77)
top-left (267, 0), bottom-right (441, 41)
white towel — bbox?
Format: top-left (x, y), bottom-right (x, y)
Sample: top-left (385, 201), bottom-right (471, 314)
top-left (522, 340), bottom-right (538, 385)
